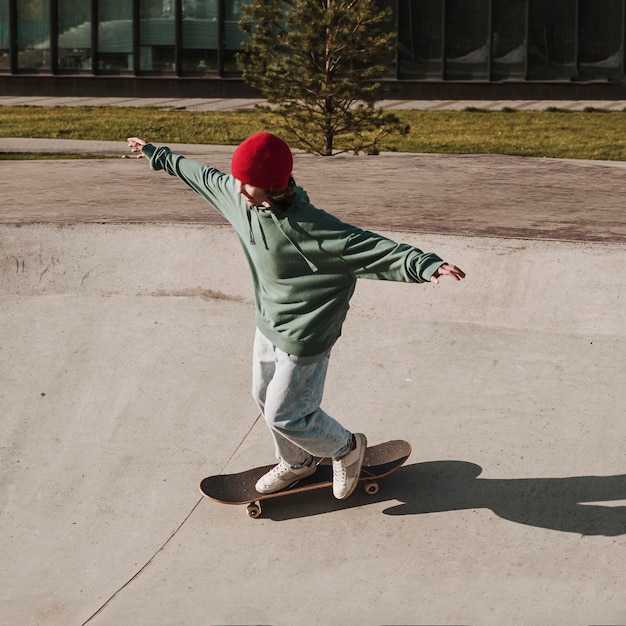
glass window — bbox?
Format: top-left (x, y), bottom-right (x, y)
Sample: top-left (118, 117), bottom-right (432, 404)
top-left (57, 0), bottom-right (92, 71)
top-left (182, 0), bottom-right (218, 73)
top-left (578, 0), bottom-right (623, 81)
top-left (397, 0), bottom-right (444, 79)
top-left (0, 0), bottom-right (9, 71)
top-left (445, 0), bottom-right (490, 79)
top-left (223, 0), bottom-right (250, 73)
top-left (98, 0), bottom-right (133, 73)
top-left (527, 0), bottom-right (576, 80)
top-left (17, 0), bottom-right (50, 71)
top-left (374, 0), bottom-right (397, 77)
top-left (492, 0), bottom-right (527, 79)
top-left (140, 0), bottom-right (175, 72)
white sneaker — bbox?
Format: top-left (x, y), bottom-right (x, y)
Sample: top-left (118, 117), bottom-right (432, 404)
top-left (255, 459), bottom-right (316, 494)
top-left (332, 433), bottom-right (367, 500)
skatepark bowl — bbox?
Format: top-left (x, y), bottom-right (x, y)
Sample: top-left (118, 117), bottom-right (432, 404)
top-left (1, 145), bottom-right (625, 626)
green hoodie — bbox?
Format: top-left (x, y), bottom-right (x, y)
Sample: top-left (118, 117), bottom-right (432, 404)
top-left (143, 144), bottom-right (445, 356)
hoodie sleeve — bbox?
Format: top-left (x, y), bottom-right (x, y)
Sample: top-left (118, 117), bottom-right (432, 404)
top-left (340, 228), bottom-right (444, 283)
top-left (141, 143), bottom-right (241, 221)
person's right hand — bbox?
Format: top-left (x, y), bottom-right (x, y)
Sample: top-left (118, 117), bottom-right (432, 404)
top-left (127, 137), bottom-right (147, 154)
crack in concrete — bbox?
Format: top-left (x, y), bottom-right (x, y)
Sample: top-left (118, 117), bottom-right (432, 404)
top-left (80, 413), bottom-right (262, 625)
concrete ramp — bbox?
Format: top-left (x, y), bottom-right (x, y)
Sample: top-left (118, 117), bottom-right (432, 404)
top-left (1, 223), bottom-right (625, 625)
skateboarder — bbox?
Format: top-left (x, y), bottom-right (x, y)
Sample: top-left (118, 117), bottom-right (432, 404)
top-left (127, 132), bottom-right (465, 500)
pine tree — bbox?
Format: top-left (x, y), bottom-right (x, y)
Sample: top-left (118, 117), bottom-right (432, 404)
top-left (238, 0), bottom-right (409, 156)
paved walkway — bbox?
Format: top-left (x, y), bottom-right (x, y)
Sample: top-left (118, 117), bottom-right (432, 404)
top-left (3, 95), bottom-right (626, 110)
top-left (1, 136), bottom-right (626, 243)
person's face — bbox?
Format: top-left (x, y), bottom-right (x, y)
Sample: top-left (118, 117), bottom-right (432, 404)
top-left (237, 180), bottom-right (272, 207)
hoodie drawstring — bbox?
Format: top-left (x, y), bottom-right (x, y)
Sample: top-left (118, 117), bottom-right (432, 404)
top-left (246, 205), bottom-right (256, 245)
top-left (246, 205), bottom-right (318, 273)
top-left (269, 211), bottom-right (318, 273)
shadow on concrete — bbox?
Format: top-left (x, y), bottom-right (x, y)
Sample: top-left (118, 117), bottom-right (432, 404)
top-left (259, 461), bottom-right (626, 535)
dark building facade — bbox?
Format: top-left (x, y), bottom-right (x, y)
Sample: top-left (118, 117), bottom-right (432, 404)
top-left (2, 0), bottom-right (626, 100)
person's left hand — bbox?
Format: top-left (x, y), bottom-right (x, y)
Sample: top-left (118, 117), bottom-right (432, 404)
top-left (430, 263), bottom-right (466, 284)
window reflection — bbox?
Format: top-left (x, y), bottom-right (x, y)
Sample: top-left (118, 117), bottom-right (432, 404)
top-left (17, 0), bottom-right (50, 71)
top-left (445, 0), bottom-right (490, 79)
top-left (492, 0), bottom-right (527, 79)
top-left (0, 0), bottom-right (8, 70)
top-left (527, 0), bottom-right (577, 80)
top-left (57, 0), bottom-right (91, 71)
top-left (578, 0), bottom-right (623, 81)
top-left (224, 0), bottom-right (248, 73)
top-left (140, 0), bottom-right (175, 72)
top-left (182, 0), bottom-right (218, 73)
top-left (398, 0), bottom-right (444, 79)
top-left (98, 0), bottom-right (133, 73)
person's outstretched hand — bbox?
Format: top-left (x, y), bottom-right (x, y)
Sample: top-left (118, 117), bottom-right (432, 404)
top-left (127, 137), bottom-right (147, 156)
top-left (430, 263), bottom-right (466, 284)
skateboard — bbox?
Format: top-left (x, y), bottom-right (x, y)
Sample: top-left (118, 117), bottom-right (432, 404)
top-left (199, 439), bottom-right (411, 518)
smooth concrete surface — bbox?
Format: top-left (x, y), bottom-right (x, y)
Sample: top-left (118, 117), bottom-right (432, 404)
top-left (1, 141), bottom-right (626, 626)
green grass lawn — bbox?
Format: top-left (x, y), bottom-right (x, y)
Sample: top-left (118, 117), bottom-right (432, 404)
top-left (2, 105), bottom-right (626, 161)
top-left (395, 107), bottom-right (626, 161)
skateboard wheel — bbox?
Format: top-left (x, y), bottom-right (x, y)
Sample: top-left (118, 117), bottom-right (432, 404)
top-left (364, 480), bottom-right (379, 495)
top-left (246, 502), bottom-right (262, 518)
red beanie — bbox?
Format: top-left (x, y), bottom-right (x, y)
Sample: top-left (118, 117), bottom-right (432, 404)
top-left (231, 132), bottom-right (293, 191)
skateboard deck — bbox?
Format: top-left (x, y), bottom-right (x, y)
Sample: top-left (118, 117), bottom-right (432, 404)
top-left (199, 439), bottom-right (411, 518)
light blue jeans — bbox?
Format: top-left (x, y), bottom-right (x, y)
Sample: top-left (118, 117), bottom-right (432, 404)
top-left (252, 329), bottom-right (352, 466)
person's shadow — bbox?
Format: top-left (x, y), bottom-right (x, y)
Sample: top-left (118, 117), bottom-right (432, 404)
top-left (269, 461), bottom-right (626, 535)
top-left (383, 461), bottom-right (626, 536)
